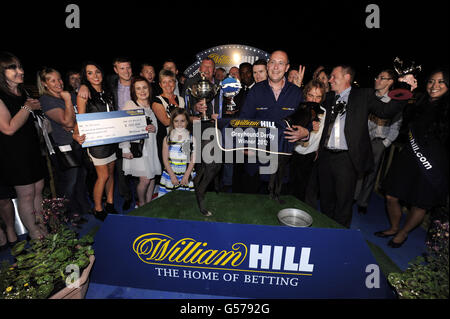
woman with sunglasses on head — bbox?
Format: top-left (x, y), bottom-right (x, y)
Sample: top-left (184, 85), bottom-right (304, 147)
top-left (0, 52), bottom-right (48, 239)
top-left (37, 67), bottom-right (91, 223)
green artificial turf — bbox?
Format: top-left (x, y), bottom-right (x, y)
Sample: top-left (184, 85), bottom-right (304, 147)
top-left (129, 190), bottom-right (401, 276)
top-left (129, 190), bottom-right (342, 228)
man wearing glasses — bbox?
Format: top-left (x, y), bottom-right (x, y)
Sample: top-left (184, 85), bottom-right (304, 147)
top-left (354, 70), bottom-right (402, 215)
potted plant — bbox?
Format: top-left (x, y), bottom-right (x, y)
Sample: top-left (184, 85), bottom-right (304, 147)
top-left (0, 198), bottom-right (95, 299)
top-left (387, 220), bottom-right (449, 299)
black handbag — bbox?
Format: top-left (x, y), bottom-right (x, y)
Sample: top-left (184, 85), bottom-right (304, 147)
top-left (130, 140), bottom-right (144, 158)
top-left (54, 144), bottom-right (81, 170)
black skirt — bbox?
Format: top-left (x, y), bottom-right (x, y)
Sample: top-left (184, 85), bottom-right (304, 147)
top-left (382, 146), bottom-right (448, 210)
top-left (0, 92), bottom-right (46, 186)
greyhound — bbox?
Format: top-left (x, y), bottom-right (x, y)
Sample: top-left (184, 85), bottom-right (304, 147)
top-left (268, 101), bottom-right (319, 204)
top-left (193, 120), bottom-right (222, 216)
top-left (193, 101), bottom-right (320, 215)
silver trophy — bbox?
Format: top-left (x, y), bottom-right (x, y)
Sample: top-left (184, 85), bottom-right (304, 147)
top-left (388, 57), bottom-right (422, 100)
top-left (188, 72), bottom-right (220, 121)
top-left (220, 76), bottom-right (241, 113)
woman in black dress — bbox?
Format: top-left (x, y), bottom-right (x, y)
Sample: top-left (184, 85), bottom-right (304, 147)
top-left (377, 69), bottom-right (449, 247)
top-left (0, 52), bottom-right (48, 239)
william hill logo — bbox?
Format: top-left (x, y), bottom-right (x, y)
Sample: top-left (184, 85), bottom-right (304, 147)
top-left (125, 109), bottom-right (144, 116)
top-left (229, 119), bottom-right (276, 129)
top-left (132, 233), bottom-right (314, 275)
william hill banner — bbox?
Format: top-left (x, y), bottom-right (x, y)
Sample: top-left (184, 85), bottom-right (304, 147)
top-left (217, 118), bottom-right (294, 155)
top-left (90, 215), bottom-right (394, 298)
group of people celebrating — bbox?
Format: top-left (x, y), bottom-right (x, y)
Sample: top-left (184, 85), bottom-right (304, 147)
top-left (0, 49), bottom-right (448, 253)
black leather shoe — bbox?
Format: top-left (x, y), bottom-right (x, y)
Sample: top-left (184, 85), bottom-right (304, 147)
top-left (374, 230), bottom-right (397, 238)
top-left (357, 206), bottom-right (368, 214)
top-left (388, 236), bottom-right (408, 248)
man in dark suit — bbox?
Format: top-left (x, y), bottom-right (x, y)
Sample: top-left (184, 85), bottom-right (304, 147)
top-left (317, 65), bottom-right (404, 228)
top-left (232, 62), bottom-right (255, 117)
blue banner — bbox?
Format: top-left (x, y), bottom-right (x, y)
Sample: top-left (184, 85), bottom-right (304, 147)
top-left (90, 215), bottom-right (394, 299)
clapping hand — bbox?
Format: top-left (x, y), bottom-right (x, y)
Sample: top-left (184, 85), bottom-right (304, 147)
top-left (24, 98), bottom-right (41, 111)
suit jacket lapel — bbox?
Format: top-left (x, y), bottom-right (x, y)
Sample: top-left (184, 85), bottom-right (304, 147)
top-left (343, 89), bottom-right (356, 137)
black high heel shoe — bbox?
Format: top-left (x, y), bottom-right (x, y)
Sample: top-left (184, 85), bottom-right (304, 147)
top-left (93, 210), bottom-right (108, 221)
top-left (388, 236), bottom-right (408, 248)
top-left (374, 230), bottom-right (398, 238)
top-left (105, 203), bottom-right (118, 215)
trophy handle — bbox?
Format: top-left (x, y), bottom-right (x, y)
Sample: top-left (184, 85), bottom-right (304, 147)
top-left (201, 98), bottom-right (210, 121)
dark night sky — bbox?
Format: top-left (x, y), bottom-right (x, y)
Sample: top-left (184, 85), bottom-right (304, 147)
top-left (1, 0), bottom-right (449, 87)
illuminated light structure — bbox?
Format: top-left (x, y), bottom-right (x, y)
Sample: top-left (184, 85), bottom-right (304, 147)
top-left (184, 44), bottom-right (270, 79)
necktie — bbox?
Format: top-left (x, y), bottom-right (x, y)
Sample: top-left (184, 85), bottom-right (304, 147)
top-left (324, 94), bottom-right (340, 146)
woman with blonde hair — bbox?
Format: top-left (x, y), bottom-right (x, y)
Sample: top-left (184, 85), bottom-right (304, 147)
top-left (152, 69), bottom-right (185, 165)
top-left (37, 67), bottom-right (91, 222)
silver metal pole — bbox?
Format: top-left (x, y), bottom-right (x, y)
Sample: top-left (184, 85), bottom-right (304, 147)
top-left (12, 198), bottom-right (28, 236)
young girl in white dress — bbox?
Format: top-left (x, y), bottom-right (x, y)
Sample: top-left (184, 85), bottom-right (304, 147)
top-left (158, 108), bottom-right (196, 197)
top-left (120, 77), bottom-right (161, 206)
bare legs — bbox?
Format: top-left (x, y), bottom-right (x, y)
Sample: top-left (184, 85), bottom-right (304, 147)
top-left (0, 198), bottom-right (17, 245)
top-left (136, 177), bottom-right (155, 207)
top-left (383, 195), bottom-right (403, 235)
top-left (93, 161), bottom-right (115, 212)
top-left (384, 195), bottom-right (427, 244)
top-left (14, 179), bottom-right (47, 240)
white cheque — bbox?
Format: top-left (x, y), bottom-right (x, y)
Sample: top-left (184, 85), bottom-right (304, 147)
top-left (76, 109), bottom-right (148, 148)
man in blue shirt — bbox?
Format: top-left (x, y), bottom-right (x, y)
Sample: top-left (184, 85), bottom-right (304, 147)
top-left (237, 50), bottom-right (309, 193)
top-left (240, 50), bottom-right (308, 141)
